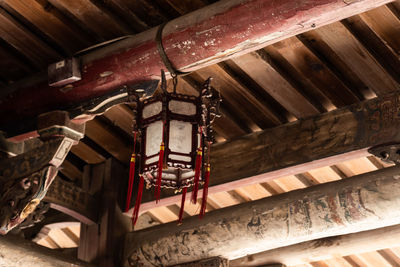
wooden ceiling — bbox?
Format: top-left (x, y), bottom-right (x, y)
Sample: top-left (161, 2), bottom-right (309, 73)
top-left (1, 0), bottom-right (400, 266)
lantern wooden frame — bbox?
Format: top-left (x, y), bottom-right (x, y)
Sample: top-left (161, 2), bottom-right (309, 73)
top-left (139, 92), bottom-right (202, 189)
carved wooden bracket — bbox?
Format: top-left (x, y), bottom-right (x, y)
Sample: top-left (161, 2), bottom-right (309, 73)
top-left (0, 111), bottom-right (84, 234)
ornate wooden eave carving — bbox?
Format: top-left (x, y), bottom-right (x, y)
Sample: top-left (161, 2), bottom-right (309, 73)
top-left (0, 112), bottom-right (84, 234)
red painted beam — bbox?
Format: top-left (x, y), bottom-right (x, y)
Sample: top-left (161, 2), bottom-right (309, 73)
top-left (0, 0), bottom-right (392, 131)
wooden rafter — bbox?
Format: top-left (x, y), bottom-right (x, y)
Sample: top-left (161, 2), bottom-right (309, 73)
top-left (0, 0), bottom-right (393, 135)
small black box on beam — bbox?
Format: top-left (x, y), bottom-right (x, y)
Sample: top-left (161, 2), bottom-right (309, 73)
top-left (48, 57), bottom-right (81, 87)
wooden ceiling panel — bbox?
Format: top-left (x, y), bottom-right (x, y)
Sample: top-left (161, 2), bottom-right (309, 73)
top-left (360, 5), bottom-right (400, 54)
top-left (268, 37), bottom-right (360, 108)
top-left (231, 52), bottom-right (321, 119)
top-left (195, 64), bottom-right (286, 130)
top-left (0, 8), bottom-right (59, 67)
top-left (334, 157), bottom-right (378, 177)
top-left (46, 0), bottom-right (131, 41)
top-left (85, 118), bottom-right (131, 163)
top-left (1, 0), bottom-right (90, 54)
top-left (304, 23), bottom-right (398, 97)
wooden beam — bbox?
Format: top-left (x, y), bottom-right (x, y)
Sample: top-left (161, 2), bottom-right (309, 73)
top-left (174, 257), bottom-right (229, 267)
top-left (0, 234), bottom-right (92, 267)
top-left (125, 165), bottom-right (400, 266)
top-left (230, 224), bottom-right (400, 266)
top-left (135, 90), bottom-right (400, 212)
top-left (0, 0), bottom-right (393, 130)
top-left (44, 177), bottom-right (98, 225)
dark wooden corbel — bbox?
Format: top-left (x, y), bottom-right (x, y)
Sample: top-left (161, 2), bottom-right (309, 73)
top-left (0, 111), bottom-right (84, 234)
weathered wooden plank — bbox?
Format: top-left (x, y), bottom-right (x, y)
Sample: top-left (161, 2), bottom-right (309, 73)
top-left (135, 91), bottom-right (400, 212)
top-left (125, 165), bottom-right (400, 266)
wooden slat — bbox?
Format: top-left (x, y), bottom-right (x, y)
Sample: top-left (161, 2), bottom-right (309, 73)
top-left (59, 160), bottom-right (82, 181)
top-left (268, 37), bottom-right (360, 108)
top-left (1, 0), bottom-right (89, 53)
top-left (95, 0), bottom-right (149, 33)
top-left (361, 5), bottom-right (400, 54)
top-left (85, 118), bottom-right (131, 163)
top-left (377, 249), bottom-right (400, 266)
top-left (297, 33), bottom-right (371, 101)
top-left (307, 166), bottom-right (342, 183)
top-left (47, 228), bottom-right (78, 248)
top-left (103, 104), bottom-right (134, 137)
top-left (231, 51), bottom-right (321, 119)
top-left (194, 65), bottom-right (280, 130)
top-left (0, 8), bottom-right (59, 67)
top-left (181, 76), bottom-right (255, 135)
top-left (147, 206), bottom-right (178, 223)
top-left (118, 0), bottom-right (168, 27)
top-left (335, 157), bottom-right (378, 177)
top-left (356, 252), bottom-right (392, 267)
top-left (47, 0), bottom-right (130, 41)
top-left (303, 23), bottom-right (398, 97)
top-left (342, 15), bottom-right (400, 85)
top-left (273, 175), bottom-right (307, 192)
top-left (70, 141), bottom-right (106, 164)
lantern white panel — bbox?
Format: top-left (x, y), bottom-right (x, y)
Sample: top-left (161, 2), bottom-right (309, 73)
top-left (169, 100), bottom-right (196, 115)
top-left (145, 156), bottom-right (158, 165)
top-left (169, 120), bottom-right (192, 155)
top-left (145, 120), bottom-right (163, 157)
top-left (169, 154), bottom-right (192, 162)
top-left (142, 101), bottom-right (162, 119)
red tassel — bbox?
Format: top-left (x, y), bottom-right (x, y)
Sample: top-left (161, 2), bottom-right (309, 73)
top-left (132, 175), bottom-right (144, 226)
top-left (178, 187), bottom-right (187, 224)
top-left (155, 142), bottom-right (165, 202)
top-left (191, 148), bottom-right (202, 204)
top-left (125, 132), bottom-right (137, 212)
top-left (199, 164), bottom-right (210, 218)
top-left (125, 153), bottom-right (136, 212)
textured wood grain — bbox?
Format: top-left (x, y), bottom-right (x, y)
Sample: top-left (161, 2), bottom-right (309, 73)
top-left (125, 165), bottom-right (400, 266)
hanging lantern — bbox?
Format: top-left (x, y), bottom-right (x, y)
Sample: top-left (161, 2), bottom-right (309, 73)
top-left (125, 70), bottom-right (221, 226)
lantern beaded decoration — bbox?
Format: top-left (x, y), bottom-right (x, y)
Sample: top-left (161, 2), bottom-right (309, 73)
top-left (125, 70), bottom-right (221, 226)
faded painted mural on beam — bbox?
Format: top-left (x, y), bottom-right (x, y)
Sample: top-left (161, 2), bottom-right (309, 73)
top-left (126, 167), bottom-right (400, 266)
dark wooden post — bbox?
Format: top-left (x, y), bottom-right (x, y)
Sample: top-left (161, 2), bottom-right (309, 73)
top-left (78, 158), bottom-right (131, 266)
